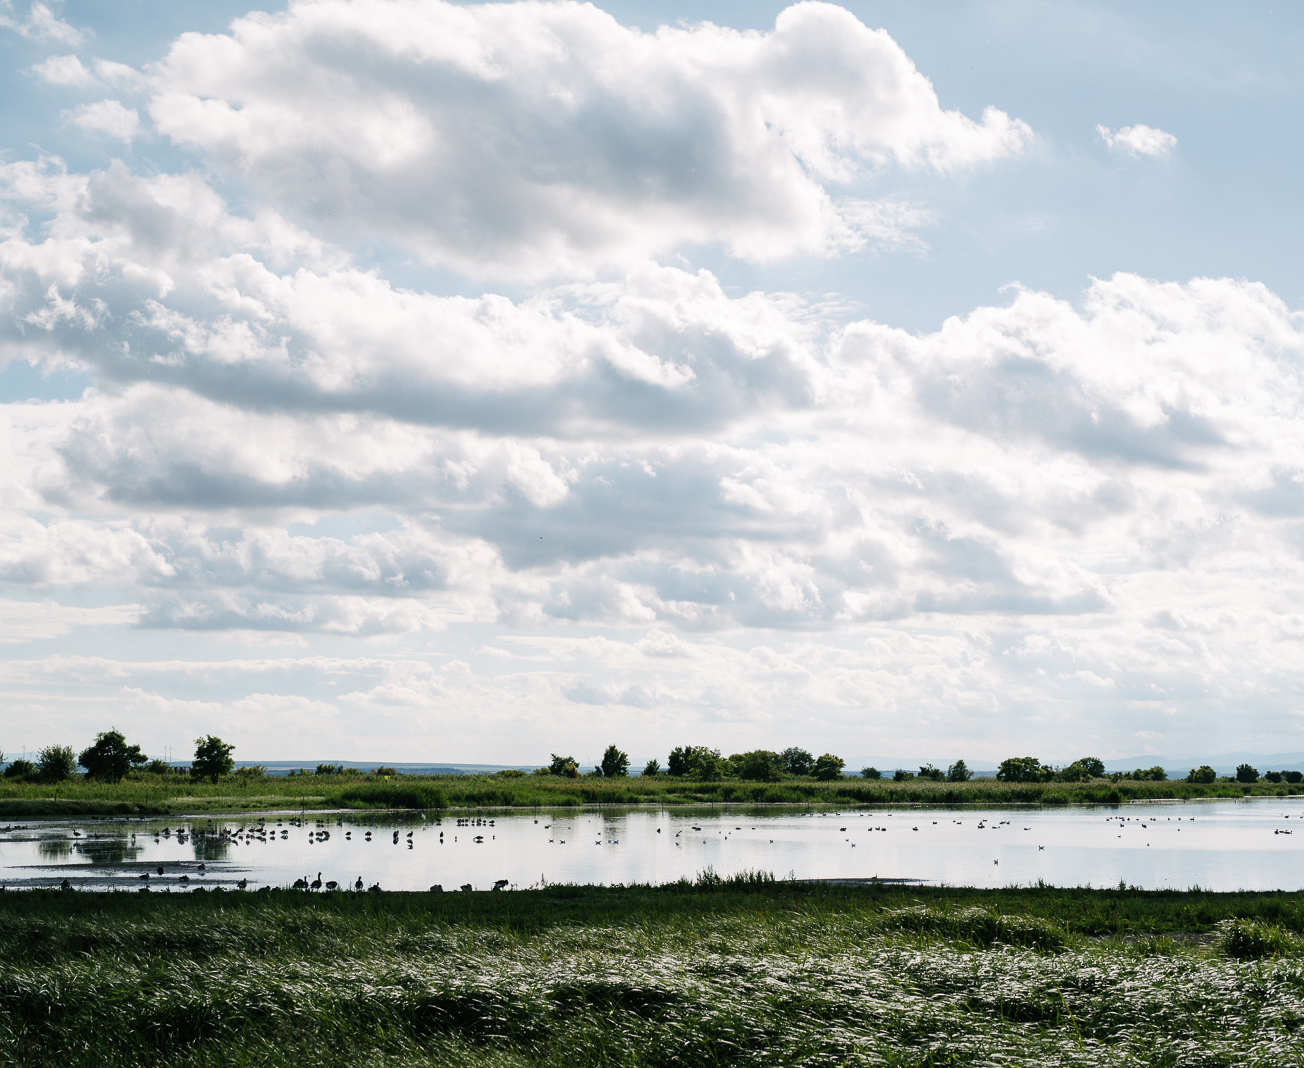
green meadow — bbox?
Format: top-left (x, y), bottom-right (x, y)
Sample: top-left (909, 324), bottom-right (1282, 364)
top-left (2, 771), bottom-right (1299, 818)
top-left (3, 878), bottom-right (1304, 1066)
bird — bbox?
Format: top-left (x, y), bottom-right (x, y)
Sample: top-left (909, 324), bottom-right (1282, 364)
top-left (237, 878), bottom-right (247, 889)
top-left (368, 882), bottom-right (381, 892)
top-left (179, 874), bottom-right (190, 882)
top-left (156, 866), bottom-right (164, 875)
top-left (354, 875), bottom-right (364, 891)
top-left (138, 873), bottom-right (149, 880)
top-left (325, 880), bottom-right (338, 891)
top-left (310, 872), bottom-right (322, 890)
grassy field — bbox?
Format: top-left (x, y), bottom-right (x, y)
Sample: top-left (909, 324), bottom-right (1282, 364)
top-left (1, 771), bottom-right (1298, 817)
top-left (3, 878), bottom-right (1304, 1066)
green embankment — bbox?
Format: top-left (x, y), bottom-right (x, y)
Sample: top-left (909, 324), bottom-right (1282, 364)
top-left (3, 880), bottom-right (1304, 1066)
top-left (1, 772), bottom-right (1298, 816)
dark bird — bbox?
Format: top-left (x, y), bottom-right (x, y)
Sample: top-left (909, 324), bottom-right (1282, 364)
top-left (310, 872), bottom-right (322, 890)
top-left (354, 875), bottom-right (364, 890)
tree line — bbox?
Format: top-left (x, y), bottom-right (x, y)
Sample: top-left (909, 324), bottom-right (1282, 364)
top-left (1, 730), bottom-right (236, 784)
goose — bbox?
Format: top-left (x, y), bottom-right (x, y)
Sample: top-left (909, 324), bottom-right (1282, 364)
top-left (179, 874), bottom-right (190, 882)
top-left (492, 879), bottom-right (509, 891)
top-left (429, 884), bottom-right (443, 892)
top-left (368, 882), bottom-right (381, 892)
top-left (325, 880), bottom-right (338, 891)
top-left (354, 875), bottom-right (364, 891)
top-left (293, 876), bottom-right (309, 889)
top-left (156, 866), bottom-right (165, 875)
top-left (237, 878), bottom-right (247, 889)
top-left (138, 872), bottom-right (150, 880)
top-left (310, 872), bottom-right (322, 890)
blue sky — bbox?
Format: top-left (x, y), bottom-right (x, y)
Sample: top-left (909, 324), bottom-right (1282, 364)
top-left (1, 0), bottom-right (1302, 766)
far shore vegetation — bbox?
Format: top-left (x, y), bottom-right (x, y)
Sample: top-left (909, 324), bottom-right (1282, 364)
top-left (2, 732), bottom-right (1302, 817)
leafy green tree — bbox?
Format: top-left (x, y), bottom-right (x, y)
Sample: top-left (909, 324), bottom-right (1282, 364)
top-left (917, 764), bottom-right (944, 781)
top-left (892, 768), bottom-right (914, 782)
top-left (1286, 771), bottom-right (1303, 785)
top-left (78, 729), bottom-right (147, 782)
top-left (1264, 770), bottom-right (1283, 783)
top-left (1186, 765), bottom-right (1216, 784)
top-left (37, 745), bottom-right (77, 783)
top-left (811, 753), bottom-right (845, 781)
top-left (946, 759), bottom-right (972, 782)
top-left (599, 744), bottom-right (629, 778)
top-left (4, 758), bottom-right (36, 779)
top-left (192, 736), bottom-right (236, 782)
top-left (1235, 763), bottom-right (1259, 784)
top-left (781, 747), bottom-right (814, 776)
top-left (144, 758), bottom-right (172, 775)
top-left (1076, 757), bottom-right (1106, 778)
top-left (996, 756), bottom-right (1048, 783)
top-left (667, 746), bottom-right (692, 777)
top-left (549, 753), bottom-right (579, 778)
top-left (859, 766), bottom-right (881, 779)
top-left (1128, 766), bottom-right (1167, 781)
top-left (315, 763), bottom-right (345, 775)
top-left (641, 758), bottom-right (661, 777)
top-left (1056, 761), bottom-right (1092, 783)
top-left (731, 750), bottom-right (785, 782)
top-left (686, 746), bottom-right (725, 781)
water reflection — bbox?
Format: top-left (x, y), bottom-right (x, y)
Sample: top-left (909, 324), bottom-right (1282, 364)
top-left (4, 799), bottom-right (1304, 891)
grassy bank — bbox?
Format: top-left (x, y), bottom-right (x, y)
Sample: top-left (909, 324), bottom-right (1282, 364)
top-left (3, 879), bottom-right (1304, 1065)
top-left (2, 772), bottom-right (1300, 817)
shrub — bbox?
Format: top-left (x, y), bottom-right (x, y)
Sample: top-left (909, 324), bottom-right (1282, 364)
top-left (997, 756), bottom-right (1049, 783)
top-left (234, 765), bottom-right (267, 780)
top-left (37, 745), bottom-right (77, 783)
top-left (494, 768), bottom-right (525, 778)
top-left (372, 766), bottom-right (398, 777)
top-left (917, 764), bottom-right (944, 781)
top-left (143, 759), bottom-right (172, 775)
top-left (1286, 770), bottom-right (1303, 785)
top-left (893, 769), bottom-right (914, 782)
top-left (3, 758), bottom-right (36, 780)
top-left (316, 764), bottom-right (345, 776)
top-left (1187, 765), bottom-right (1216, 784)
top-left (946, 760), bottom-right (972, 782)
top-left (549, 754), bottom-right (579, 778)
top-left (641, 759), bottom-right (661, 777)
top-left (860, 766), bottom-right (881, 779)
top-left (1264, 770), bottom-right (1284, 784)
top-left (1217, 918), bottom-right (1300, 959)
top-left (1236, 764), bottom-right (1259, 784)
top-left (730, 750), bottom-right (785, 782)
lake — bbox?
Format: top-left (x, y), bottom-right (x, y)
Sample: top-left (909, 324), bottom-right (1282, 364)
top-left (4, 797), bottom-right (1304, 892)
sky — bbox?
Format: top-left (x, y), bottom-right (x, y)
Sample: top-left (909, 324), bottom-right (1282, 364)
top-left (1, 0), bottom-right (1303, 767)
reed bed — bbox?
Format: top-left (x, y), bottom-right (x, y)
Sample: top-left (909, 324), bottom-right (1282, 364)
top-left (2, 880), bottom-right (1304, 1065)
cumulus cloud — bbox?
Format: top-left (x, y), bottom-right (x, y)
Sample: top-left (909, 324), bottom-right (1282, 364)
top-left (31, 53), bottom-right (97, 87)
top-left (144, 0), bottom-right (1030, 277)
top-left (64, 99), bottom-right (141, 141)
top-left (0, 1), bottom-right (82, 45)
top-left (1096, 123), bottom-right (1177, 158)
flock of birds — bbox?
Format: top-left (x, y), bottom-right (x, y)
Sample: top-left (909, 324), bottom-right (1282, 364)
top-left (7, 807), bottom-right (1304, 892)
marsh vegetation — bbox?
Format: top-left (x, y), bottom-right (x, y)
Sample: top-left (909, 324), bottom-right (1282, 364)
top-left (3, 879), bottom-right (1304, 1065)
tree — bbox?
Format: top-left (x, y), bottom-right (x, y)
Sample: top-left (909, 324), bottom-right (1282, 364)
top-left (1264, 770), bottom-right (1284, 783)
top-left (315, 763), bottom-right (345, 775)
top-left (1076, 757), bottom-right (1106, 778)
top-left (37, 745), bottom-right (77, 783)
top-left (667, 746), bottom-right (692, 777)
top-left (1186, 765), bottom-right (1216, 784)
top-left (78, 728), bottom-right (147, 783)
top-left (192, 736), bottom-right (235, 782)
top-left (892, 768), bottom-right (914, 782)
top-left (811, 753), bottom-right (845, 781)
top-left (668, 746), bottom-right (724, 780)
top-left (1235, 763), bottom-right (1259, 784)
top-left (549, 753), bottom-right (579, 778)
top-left (599, 744), bottom-right (629, 778)
top-left (996, 756), bottom-right (1048, 783)
top-left (781, 747), bottom-right (814, 777)
top-left (4, 758), bottom-right (36, 779)
top-left (860, 766), bottom-right (881, 779)
top-left (1056, 761), bottom-right (1092, 783)
top-left (731, 750), bottom-right (785, 782)
top-left (917, 764), bottom-right (944, 781)
top-left (946, 760), bottom-right (972, 782)
top-left (641, 758), bottom-right (661, 777)
top-left (1286, 771), bottom-right (1303, 785)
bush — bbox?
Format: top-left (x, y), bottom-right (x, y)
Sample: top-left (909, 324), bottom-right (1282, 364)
top-left (730, 750), bottom-right (785, 782)
top-left (1286, 770), bottom-right (1303, 785)
top-left (3, 758), bottom-right (36, 780)
top-left (997, 756), bottom-right (1049, 783)
top-left (641, 759), bottom-right (660, 777)
top-left (860, 766), bottom-right (881, 780)
top-left (1217, 918), bottom-right (1301, 959)
top-left (549, 754), bottom-right (579, 778)
top-left (316, 764), bottom-right (345, 776)
top-left (946, 760), bottom-right (972, 782)
top-left (143, 759), bottom-right (172, 775)
top-left (1236, 764), bottom-right (1259, 784)
top-left (917, 764), bottom-right (944, 781)
top-left (37, 745), bottom-right (77, 783)
top-left (1187, 765), bottom-right (1216, 784)
top-left (371, 765), bottom-right (397, 777)
top-left (234, 765), bottom-right (267, 780)
top-left (494, 768), bottom-right (525, 778)
top-left (782, 747), bottom-right (814, 776)
top-left (893, 769), bottom-right (914, 782)
top-left (1264, 770), bottom-right (1284, 784)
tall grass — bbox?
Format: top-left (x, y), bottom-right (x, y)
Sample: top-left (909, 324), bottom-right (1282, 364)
top-left (2, 770), bottom-right (1296, 817)
top-left (3, 882), bottom-right (1304, 1066)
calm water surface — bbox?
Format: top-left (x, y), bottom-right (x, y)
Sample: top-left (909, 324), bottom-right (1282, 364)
top-left (4, 798), bottom-right (1304, 892)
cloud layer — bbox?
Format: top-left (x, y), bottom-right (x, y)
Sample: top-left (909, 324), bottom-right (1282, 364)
top-left (1, 1), bottom-right (1300, 760)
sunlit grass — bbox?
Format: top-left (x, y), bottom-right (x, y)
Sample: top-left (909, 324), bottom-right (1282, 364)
top-left (4, 880), bottom-right (1304, 1065)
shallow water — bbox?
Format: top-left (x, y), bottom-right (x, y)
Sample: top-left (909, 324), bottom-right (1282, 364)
top-left (3, 797), bottom-right (1304, 892)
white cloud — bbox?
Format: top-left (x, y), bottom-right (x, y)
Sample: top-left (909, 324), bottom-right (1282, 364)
top-left (1096, 123), bottom-right (1177, 158)
top-left (0, 1), bottom-right (82, 46)
top-left (31, 53), bottom-right (97, 87)
top-left (64, 99), bottom-right (140, 141)
top-left (144, 0), bottom-right (1030, 278)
